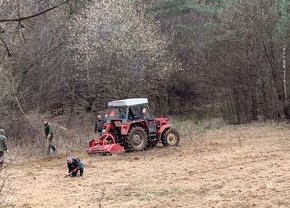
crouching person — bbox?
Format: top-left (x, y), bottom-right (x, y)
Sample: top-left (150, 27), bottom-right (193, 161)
top-left (66, 157), bottom-right (84, 177)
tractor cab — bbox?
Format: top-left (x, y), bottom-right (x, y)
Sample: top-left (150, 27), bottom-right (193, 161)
top-left (106, 99), bottom-right (153, 122)
top-left (103, 98), bottom-right (156, 143)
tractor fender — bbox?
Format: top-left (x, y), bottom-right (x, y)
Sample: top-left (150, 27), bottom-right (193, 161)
top-left (121, 121), bottom-right (148, 135)
top-left (121, 124), bottom-right (131, 135)
top-left (157, 124), bottom-right (171, 139)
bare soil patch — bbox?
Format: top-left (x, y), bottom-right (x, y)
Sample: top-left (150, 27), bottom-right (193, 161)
top-left (2, 123), bottom-right (290, 208)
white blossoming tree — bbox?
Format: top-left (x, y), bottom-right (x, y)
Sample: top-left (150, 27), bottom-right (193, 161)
top-left (69, 0), bottom-right (180, 112)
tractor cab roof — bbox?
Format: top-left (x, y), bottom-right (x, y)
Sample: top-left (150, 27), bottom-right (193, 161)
top-left (108, 98), bottom-right (148, 107)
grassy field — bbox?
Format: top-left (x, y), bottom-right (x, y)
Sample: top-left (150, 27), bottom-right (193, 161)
top-left (2, 120), bottom-right (290, 208)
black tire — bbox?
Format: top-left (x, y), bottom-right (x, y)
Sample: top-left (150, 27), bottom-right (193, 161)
top-left (126, 126), bottom-right (148, 151)
top-left (161, 128), bottom-right (180, 147)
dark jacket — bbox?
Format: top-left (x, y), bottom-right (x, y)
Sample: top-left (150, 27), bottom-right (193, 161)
top-left (95, 119), bottom-right (105, 133)
top-left (0, 129), bottom-right (7, 152)
top-left (67, 157), bottom-right (83, 173)
top-left (44, 123), bottom-right (53, 139)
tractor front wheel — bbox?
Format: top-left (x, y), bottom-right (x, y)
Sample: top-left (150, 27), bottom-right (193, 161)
top-left (161, 128), bottom-right (180, 147)
top-left (126, 126), bottom-right (148, 151)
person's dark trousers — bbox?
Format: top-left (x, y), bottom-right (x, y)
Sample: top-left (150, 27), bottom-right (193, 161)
top-left (0, 151), bottom-right (4, 168)
top-left (71, 166), bottom-right (84, 177)
top-left (47, 138), bottom-right (57, 155)
top-left (80, 166), bottom-right (84, 176)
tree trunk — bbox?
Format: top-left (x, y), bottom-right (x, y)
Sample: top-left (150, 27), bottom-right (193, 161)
top-left (264, 42), bottom-right (290, 119)
top-left (251, 91), bottom-right (258, 121)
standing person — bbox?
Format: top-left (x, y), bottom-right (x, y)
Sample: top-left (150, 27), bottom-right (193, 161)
top-left (95, 115), bottom-right (105, 136)
top-left (66, 157), bottom-right (84, 177)
top-left (0, 129), bottom-right (7, 168)
top-left (42, 119), bottom-right (57, 155)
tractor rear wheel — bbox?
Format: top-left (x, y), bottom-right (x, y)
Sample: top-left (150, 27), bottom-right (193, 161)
top-left (126, 126), bottom-right (148, 151)
top-left (161, 128), bottom-right (180, 147)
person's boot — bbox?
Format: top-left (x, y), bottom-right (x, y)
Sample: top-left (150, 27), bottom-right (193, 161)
top-left (52, 145), bottom-right (57, 155)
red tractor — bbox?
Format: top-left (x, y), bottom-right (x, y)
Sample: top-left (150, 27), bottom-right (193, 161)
top-left (87, 98), bottom-right (180, 154)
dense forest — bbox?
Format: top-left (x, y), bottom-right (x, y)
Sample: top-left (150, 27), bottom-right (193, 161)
top-left (0, 0), bottom-right (290, 132)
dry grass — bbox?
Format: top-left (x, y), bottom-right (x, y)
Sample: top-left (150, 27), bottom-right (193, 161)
top-left (6, 112), bottom-right (98, 159)
top-left (2, 120), bottom-right (290, 207)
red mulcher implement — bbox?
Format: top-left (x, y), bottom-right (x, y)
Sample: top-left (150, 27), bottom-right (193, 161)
top-left (88, 134), bottom-right (125, 155)
top-left (87, 98), bottom-right (180, 155)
